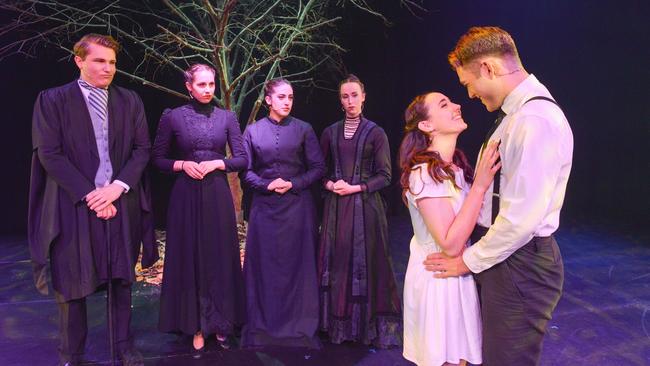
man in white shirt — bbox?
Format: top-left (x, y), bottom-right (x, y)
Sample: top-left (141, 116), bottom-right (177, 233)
top-left (424, 26), bottom-right (573, 365)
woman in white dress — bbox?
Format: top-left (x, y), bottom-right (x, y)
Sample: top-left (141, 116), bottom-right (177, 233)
top-left (398, 92), bottom-right (500, 366)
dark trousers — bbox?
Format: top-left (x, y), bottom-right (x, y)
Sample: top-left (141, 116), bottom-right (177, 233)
top-left (55, 281), bottom-right (133, 363)
top-left (471, 227), bottom-right (564, 366)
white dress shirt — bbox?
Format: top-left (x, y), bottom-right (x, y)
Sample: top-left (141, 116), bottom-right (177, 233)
top-left (463, 74), bottom-right (573, 273)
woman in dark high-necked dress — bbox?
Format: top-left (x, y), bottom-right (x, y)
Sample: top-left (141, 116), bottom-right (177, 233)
top-left (240, 78), bottom-right (325, 349)
top-left (153, 64), bottom-right (247, 351)
top-left (318, 74), bottom-right (402, 348)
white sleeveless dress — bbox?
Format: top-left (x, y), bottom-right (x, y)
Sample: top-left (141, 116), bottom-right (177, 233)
top-left (403, 164), bottom-right (482, 366)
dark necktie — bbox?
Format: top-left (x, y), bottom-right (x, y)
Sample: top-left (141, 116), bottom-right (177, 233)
top-left (481, 109), bottom-right (506, 224)
top-left (78, 79), bottom-right (108, 122)
top-left (482, 109), bottom-right (506, 152)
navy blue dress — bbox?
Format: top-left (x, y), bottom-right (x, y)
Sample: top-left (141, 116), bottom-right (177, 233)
top-left (153, 101), bottom-right (247, 336)
top-left (241, 116), bottom-right (325, 348)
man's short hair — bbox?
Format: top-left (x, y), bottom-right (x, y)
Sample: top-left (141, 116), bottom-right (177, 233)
top-left (448, 26), bottom-right (520, 69)
top-left (73, 34), bottom-right (120, 59)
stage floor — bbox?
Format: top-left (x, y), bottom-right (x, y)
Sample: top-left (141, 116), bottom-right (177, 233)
top-left (0, 216), bottom-right (648, 365)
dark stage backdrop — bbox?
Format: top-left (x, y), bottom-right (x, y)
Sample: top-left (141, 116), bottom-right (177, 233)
top-left (1, 1), bottom-right (648, 235)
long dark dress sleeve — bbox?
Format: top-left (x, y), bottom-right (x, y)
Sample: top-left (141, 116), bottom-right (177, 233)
top-left (242, 127), bottom-right (274, 193)
top-left (151, 109), bottom-right (176, 173)
top-left (223, 111), bottom-right (247, 172)
top-left (319, 126), bottom-right (335, 185)
top-left (113, 91), bottom-right (151, 189)
top-left (289, 125), bottom-right (326, 192)
top-left (362, 127), bottom-right (391, 193)
top-left (32, 90), bottom-right (94, 203)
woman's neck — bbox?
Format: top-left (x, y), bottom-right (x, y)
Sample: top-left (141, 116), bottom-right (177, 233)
top-left (190, 98), bottom-right (213, 114)
top-left (428, 134), bottom-right (457, 163)
top-left (268, 111), bottom-right (286, 123)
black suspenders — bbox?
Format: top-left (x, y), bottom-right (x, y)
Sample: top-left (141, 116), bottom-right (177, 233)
top-left (490, 96), bottom-right (562, 224)
top-left (524, 96), bottom-right (560, 107)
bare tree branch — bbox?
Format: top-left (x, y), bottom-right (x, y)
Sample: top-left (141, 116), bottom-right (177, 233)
top-left (117, 69), bottom-right (189, 99)
top-left (0, 0), bottom-right (425, 118)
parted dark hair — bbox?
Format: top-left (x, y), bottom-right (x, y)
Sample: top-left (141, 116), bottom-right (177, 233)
top-left (73, 34), bottom-right (120, 59)
top-left (183, 63), bottom-right (216, 84)
top-left (263, 78), bottom-right (291, 98)
top-left (339, 74), bottom-right (365, 93)
top-left (448, 26), bottom-right (520, 69)
top-left (398, 92), bottom-right (473, 204)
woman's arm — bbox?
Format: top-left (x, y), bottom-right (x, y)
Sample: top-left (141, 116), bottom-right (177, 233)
top-left (241, 127), bottom-right (274, 193)
top-left (417, 141), bottom-right (501, 257)
top-left (319, 126), bottom-right (335, 191)
top-left (151, 109), bottom-right (177, 173)
top-left (222, 111), bottom-right (248, 172)
top-left (361, 127), bottom-right (391, 193)
top-left (417, 185), bottom-right (488, 257)
top-left (288, 125), bottom-right (326, 192)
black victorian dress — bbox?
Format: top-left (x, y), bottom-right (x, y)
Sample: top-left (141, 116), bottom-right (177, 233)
top-left (153, 101), bottom-right (247, 337)
top-left (240, 116), bottom-right (325, 348)
top-left (318, 117), bottom-right (402, 348)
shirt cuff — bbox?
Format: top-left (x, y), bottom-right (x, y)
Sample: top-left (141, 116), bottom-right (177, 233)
top-left (289, 178), bottom-right (302, 193)
top-left (462, 246), bottom-right (483, 273)
top-left (113, 180), bottom-right (130, 193)
top-left (360, 183), bottom-right (368, 192)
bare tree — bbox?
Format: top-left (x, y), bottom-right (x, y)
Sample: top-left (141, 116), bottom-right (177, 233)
top-left (0, 0), bottom-right (423, 118)
top-left (0, 0), bottom-right (424, 217)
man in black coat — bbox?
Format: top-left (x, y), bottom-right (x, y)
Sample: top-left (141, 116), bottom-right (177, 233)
top-left (28, 33), bottom-right (158, 366)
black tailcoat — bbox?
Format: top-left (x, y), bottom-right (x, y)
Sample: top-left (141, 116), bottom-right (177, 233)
top-left (28, 80), bottom-right (157, 301)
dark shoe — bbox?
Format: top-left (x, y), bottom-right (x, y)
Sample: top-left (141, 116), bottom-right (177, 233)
top-left (216, 334), bottom-right (231, 350)
top-left (119, 348), bottom-right (144, 366)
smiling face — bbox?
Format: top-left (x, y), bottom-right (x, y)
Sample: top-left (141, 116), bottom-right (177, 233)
top-left (265, 82), bottom-right (293, 120)
top-left (74, 42), bottom-right (116, 88)
top-left (456, 62), bottom-right (502, 112)
top-left (418, 92), bottom-right (467, 136)
top-left (186, 69), bottom-right (216, 104)
top-left (340, 81), bottom-right (366, 118)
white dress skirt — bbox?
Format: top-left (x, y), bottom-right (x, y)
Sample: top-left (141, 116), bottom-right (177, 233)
top-left (403, 164), bottom-right (482, 366)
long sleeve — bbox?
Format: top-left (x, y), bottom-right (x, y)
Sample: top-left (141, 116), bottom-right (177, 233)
top-left (289, 125), bottom-right (326, 192)
top-left (242, 127), bottom-right (273, 193)
top-left (113, 92), bottom-right (151, 188)
top-left (320, 126), bottom-right (335, 184)
top-left (362, 127), bottom-right (391, 193)
top-left (151, 109), bottom-right (176, 173)
top-left (223, 111), bottom-right (248, 172)
top-left (463, 113), bottom-right (573, 273)
top-left (32, 90), bottom-right (94, 203)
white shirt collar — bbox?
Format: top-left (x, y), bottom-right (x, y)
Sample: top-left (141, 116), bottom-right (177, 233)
top-left (501, 74), bottom-right (546, 115)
